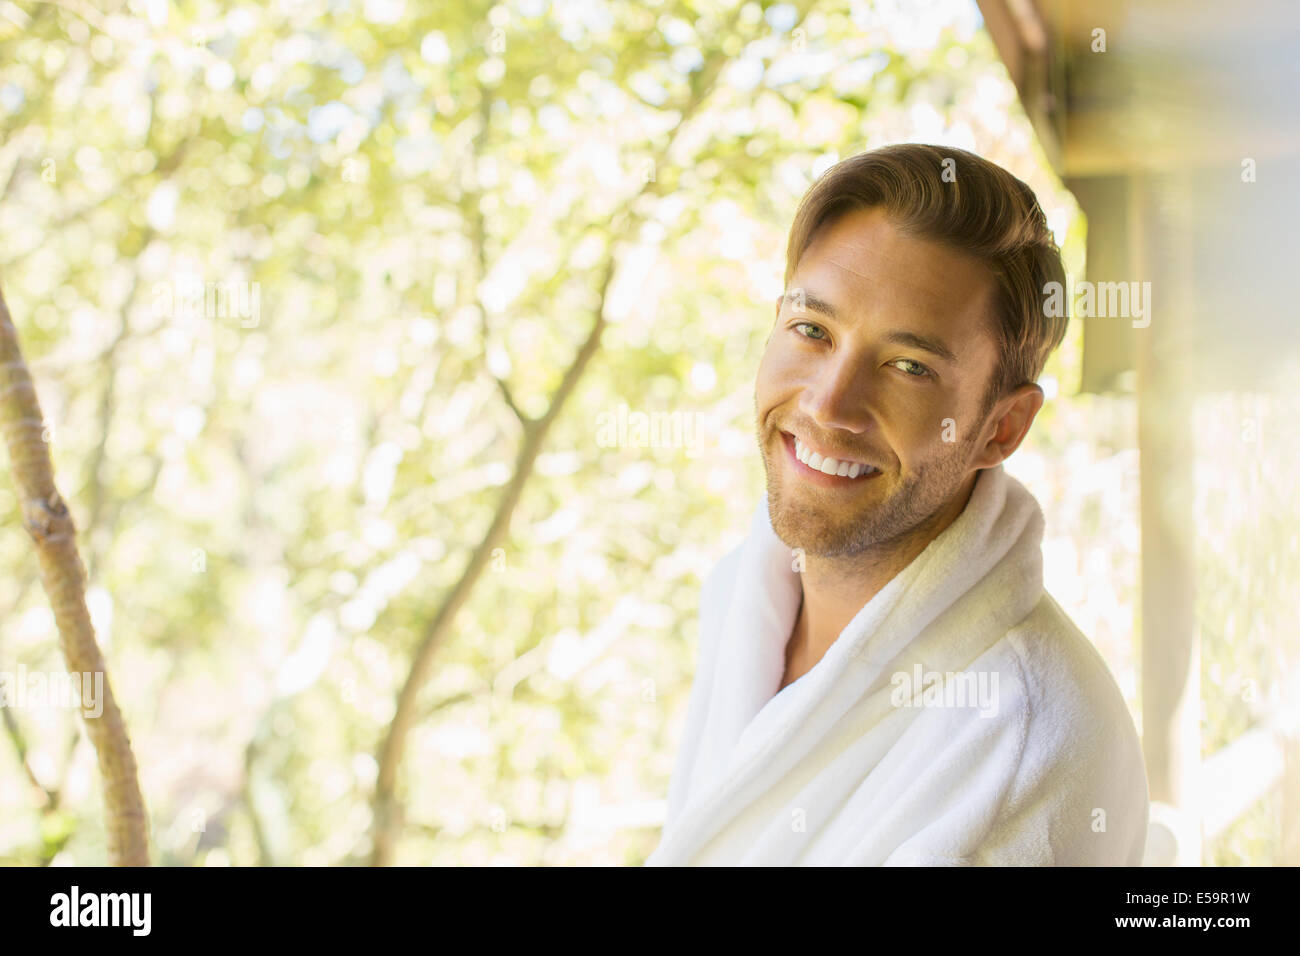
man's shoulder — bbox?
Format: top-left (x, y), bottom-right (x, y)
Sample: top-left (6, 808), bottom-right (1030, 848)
top-left (989, 590), bottom-right (1147, 798)
top-left (1001, 592), bottom-right (1136, 734)
top-left (944, 590), bottom-right (1144, 779)
top-left (973, 592), bottom-right (1150, 863)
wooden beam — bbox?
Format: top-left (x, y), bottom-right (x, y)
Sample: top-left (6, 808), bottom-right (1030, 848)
top-left (1133, 172), bottom-right (1201, 865)
top-left (977, 0), bottom-right (1064, 173)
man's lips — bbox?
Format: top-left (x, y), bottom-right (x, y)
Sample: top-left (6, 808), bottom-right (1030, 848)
top-left (779, 431), bottom-right (883, 486)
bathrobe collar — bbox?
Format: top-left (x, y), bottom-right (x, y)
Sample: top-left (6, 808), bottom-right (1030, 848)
top-left (651, 462), bottom-right (1045, 864)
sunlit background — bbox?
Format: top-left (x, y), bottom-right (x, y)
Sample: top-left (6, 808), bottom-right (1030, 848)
top-left (1, 0), bottom-right (1296, 866)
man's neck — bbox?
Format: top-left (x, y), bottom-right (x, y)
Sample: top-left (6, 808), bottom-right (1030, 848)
top-left (783, 471), bottom-right (981, 686)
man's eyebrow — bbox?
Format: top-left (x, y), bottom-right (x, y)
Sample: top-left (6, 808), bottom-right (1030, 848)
top-left (783, 289), bottom-right (961, 366)
top-left (882, 330), bottom-right (960, 366)
top-left (784, 289), bottom-right (839, 319)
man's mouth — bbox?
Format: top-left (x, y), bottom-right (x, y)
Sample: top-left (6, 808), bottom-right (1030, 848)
top-left (780, 431), bottom-right (883, 484)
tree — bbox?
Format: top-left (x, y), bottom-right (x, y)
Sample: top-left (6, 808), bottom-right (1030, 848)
top-left (0, 285), bottom-right (149, 866)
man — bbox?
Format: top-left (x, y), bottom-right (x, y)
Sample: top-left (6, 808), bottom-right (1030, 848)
top-left (646, 144), bottom-right (1149, 866)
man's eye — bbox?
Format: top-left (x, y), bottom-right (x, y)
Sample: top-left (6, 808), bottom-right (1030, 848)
top-left (891, 358), bottom-right (933, 378)
top-left (793, 321), bottom-right (827, 341)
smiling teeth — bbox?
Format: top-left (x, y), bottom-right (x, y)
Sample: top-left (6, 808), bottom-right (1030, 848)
top-left (793, 437), bottom-right (875, 478)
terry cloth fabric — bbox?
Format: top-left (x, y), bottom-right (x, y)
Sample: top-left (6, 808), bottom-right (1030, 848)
top-left (646, 463), bottom-right (1149, 866)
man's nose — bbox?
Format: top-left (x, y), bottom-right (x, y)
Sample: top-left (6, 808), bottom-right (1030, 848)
top-left (798, 354), bottom-right (873, 433)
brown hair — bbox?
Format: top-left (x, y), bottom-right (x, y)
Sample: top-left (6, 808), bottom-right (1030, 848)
top-left (783, 143), bottom-right (1068, 415)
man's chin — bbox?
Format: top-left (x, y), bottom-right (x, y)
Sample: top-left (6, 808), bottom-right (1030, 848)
top-left (767, 495), bottom-right (871, 558)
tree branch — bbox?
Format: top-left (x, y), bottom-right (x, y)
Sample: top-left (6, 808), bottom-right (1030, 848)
top-left (368, 245), bottom-right (617, 866)
top-left (0, 284), bottom-right (150, 866)
top-left (367, 45), bottom-right (740, 872)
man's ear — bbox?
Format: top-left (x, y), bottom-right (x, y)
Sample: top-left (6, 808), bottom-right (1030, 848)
top-left (973, 383), bottom-right (1044, 468)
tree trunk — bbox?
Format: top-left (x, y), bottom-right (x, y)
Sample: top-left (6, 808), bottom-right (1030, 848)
top-left (0, 285), bottom-right (149, 866)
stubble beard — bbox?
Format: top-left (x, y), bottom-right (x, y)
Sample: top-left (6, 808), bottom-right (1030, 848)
top-left (757, 417), bottom-right (980, 560)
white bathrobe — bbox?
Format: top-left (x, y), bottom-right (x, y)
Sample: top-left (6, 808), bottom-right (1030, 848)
top-left (646, 464), bottom-right (1149, 866)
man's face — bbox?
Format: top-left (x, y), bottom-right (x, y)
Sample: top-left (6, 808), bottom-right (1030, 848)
top-left (755, 206), bottom-right (1003, 558)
